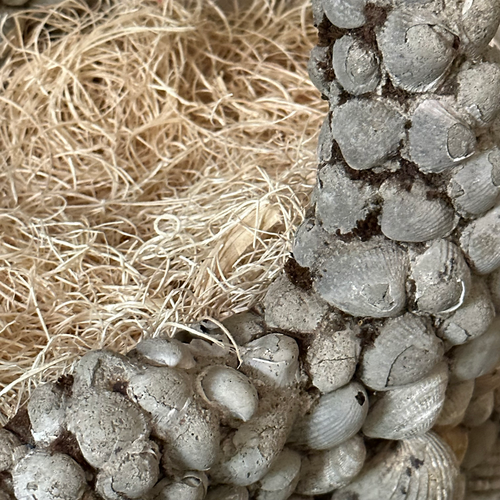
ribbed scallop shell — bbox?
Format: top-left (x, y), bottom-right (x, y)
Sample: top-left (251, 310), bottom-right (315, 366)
top-left (448, 148), bottom-right (500, 217)
top-left (460, 205), bottom-right (500, 274)
top-left (363, 362), bottom-right (449, 440)
top-left (295, 435), bottom-right (366, 496)
top-left (360, 313), bottom-right (444, 391)
top-left (380, 180), bottom-right (457, 242)
top-left (435, 380), bottom-right (475, 428)
top-left (330, 98), bottom-right (405, 170)
top-left (331, 432), bottom-right (461, 500)
top-left (320, 0), bottom-right (367, 29)
top-left (409, 100), bottom-right (476, 173)
top-left (409, 239), bottom-right (471, 315)
top-left (314, 236), bottom-right (407, 318)
top-left (288, 381), bottom-right (368, 450)
top-left (377, 9), bottom-right (457, 92)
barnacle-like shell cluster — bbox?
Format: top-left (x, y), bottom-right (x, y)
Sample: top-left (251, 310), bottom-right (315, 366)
top-left (4, 1), bottom-right (500, 499)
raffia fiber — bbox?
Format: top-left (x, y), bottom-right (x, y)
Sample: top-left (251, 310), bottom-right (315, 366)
top-left (0, 0), bottom-right (326, 423)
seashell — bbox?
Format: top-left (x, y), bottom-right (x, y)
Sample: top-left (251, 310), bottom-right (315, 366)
top-left (205, 485), bottom-right (248, 500)
top-left (331, 432), bottom-right (461, 500)
top-left (362, 362), bottom-right (449, 440)
top-left (460, 0), bottom-right (500, 57)
top-left (67, 389), bottom-right (150, 469)
top-left (330, 98), bottom-right (405, 171)
top-left (435, 380), bottom-right (475, 428)
top-left (96, 440), bottom-right (160, 500)
top-left (12, 451), bottom-right (87, 500)
top-left (0, 429), bottom-right (21, 473)
top-left (255, 448), bottom-right (302, 500)
top-left (292, 217), bottom-right (331, 269)
top-left (409, 99), bottom-right (476, 173)
top-left (295, 434), bottom-right (366, 496)
top-left (306, 325), bottom-right (361, 393)
top-left (222, 310), bottom-right (265, 346)
top-left (462, 420), bottom-right (499, 470)
top-left (264, 273), bottom-right (329, 334)
top-left (377, 9), bottom-right (457, 92)
top-left (462, 390), bottom-right (495, 427)
top-left (28, 382), bottom-right (66, 447)
top-left (148, 472), bottom-right (208, 500)
top-left (488, 268), bottom-right (500, 313)
top-left (450, 316), bottom-right (500, 381)
top-left (307, 45), bottom-right (332, 96)
top-left (434, 425), bottom-right (469, 465)
top-left (409, 239), bottom-right (471, 315)
top-left (380, 179), bottom-right (457, 242)
top-left (198, 365), bottom-right (258, 422)
top-left (457, 63), bottom-right (500, 126)
top-left (360, 313), bottom-right (444, 391)
top-left (315, 163), bottom-right (377, 235)
top-left (332, 35), bottom-right (381, 95)
top-left (313, 236), bottom-right (408, 318)
top-left (129, 338), bottom-right (195, 369)
top-left (460, 205), bottom-right (500, 274)
top-left (448, 148), bottom-right (500, 217)
top-left (320, 0), bottom-right (367, 29)
top-left (466, 436), bottom-right (500, 497)
top-left (475, 366), bottom-right (500, 396)
top-left (317, 115), bottom-right (334, 165)
top-left (438, 277), bottom-right (496, 346)
top-left (311, 0), bottom-right (325, 27)
top-left (288, 381), bottom-right (368, 450)
top-left (241, 334), bottom-right (299, 388)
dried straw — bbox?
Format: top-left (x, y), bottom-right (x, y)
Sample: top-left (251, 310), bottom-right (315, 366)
top-left (0, 0), bottom-right (325, 422)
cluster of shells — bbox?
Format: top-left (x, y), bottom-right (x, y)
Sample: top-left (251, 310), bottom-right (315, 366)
top-left (3, 0), bottom-right (500, 498)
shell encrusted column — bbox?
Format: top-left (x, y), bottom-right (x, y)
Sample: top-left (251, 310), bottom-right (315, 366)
top-left (2, 0), bottom-right (500, 498)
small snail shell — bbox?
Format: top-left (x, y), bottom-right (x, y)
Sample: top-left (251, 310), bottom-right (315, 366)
top-left (129, 338), bottom-right (195, 369)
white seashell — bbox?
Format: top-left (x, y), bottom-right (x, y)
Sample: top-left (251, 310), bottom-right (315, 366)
top-left (457, 63), bottom-right (500, 125)
top-left (306, 325), bottom-right (361, 393)
top-left (462, 420), bottom-right (499, 470)
top-left (27, 382), bottom-right (66, 447)
top-left (12, 451), bottom-right (87, 500)
top-left (462, 390), bottom-right (495, 427)
top-left (0, 429), bottom-right (21, 472)
top-left (330, 98), bottom-right (406, 170)
top-left (148, 472), bottom-right (208, 500)
top-left (332, 432), bottom-right (461, 500)
top-left (332, 35), bottom-right (381, 95)
top-left (362, 362), bottom-right (449, 440)
top-left (241, 334), bottom-right (299, 388)
top-left (255, 448), bottom-right (301, 500)
top-left (222, 311), bottom-right (265, 346)
top-left (460, 205), bottom-right (500, 274)
top-left (307, 45), bottom-right (332, 96)
top-left (360, 313), bottom-right (444, 391)
top-left (409, 239), bottom-right (471, 315)
top-left (461, 0), bottom-right (500, 57)
top-left (67, 389), bottom-right (150, 469)
top-left (288, 381), bottom-right (368, 450)
top-left (264, 274), bottom-right (329, 334)
top-left (377, 9), bottom-right (457, 92)
top-left (438, 277), bottom-right (496, 346)
top-left (295, 434), bottom-right (366, 496)
top-left (435, 379), bottom-right (475, 428)
top-left (448, 148), bottom-right (500, 217)
top-left (205, 485), bottom-right (248, 500)
top-left (409, 100), bottom-right (476, 173)
top-left (320, 0), bottom-right (367, 29)
top-left (313, 236), bottom-right (408, 318)
top-left (129, 338), bottom-right (195, 369)
top-left (315, 163), bottom-right (377, 235)
top-left (380, 179), bottom-right (457, 242)
top-left (198, 365), bottom-right (258, 422)
top-left (450, 316), bottom-right (500, 381)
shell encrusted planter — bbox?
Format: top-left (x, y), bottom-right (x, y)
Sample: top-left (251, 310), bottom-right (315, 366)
top-left (2, 0), bottom-right (500, 498)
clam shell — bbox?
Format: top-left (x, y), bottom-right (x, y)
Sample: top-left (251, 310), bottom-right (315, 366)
top-left (206, 485), bottom-right (248, 500)
top-left (434, 425), bottom-right (469, 465)
top-left (241, 334), bottom-right (299, 388)
top-left (315, 163), bottom-right (377, 235)
top-left (377, 10), bottom-right (457, 92)
top-left (359, 313), bottom-right (444, 391)
top-left (0, 429), bottom-right (21, 473)
top-left (461, 0), bottom-right (500, 57)
top-left (320, 0), bottom-right (367, 29)
top-left (462, 390), bottom-right (495, 428)
top-left (313, 236), bottom-right (407, 318)
top-left (409, 239), bottom-right (471, 315)
top-left (288, 381), bottom-right (368, 450)
top-left (460, 205), bottom-right (500, 274)
top-left (331, 432), bottom-right (461, 500)
top-left (362, 362), bottom-right (449, 440)
top-left (292, 217), bottom-right (330, 269)
top-left (330, 98), bottom-right (406, 170)
top-left (332, 35), bottom-right (381, 95)
top-left (438, 277), bottom-right (496, 346)
top-left (129, 338), bottom-right (195, 369)
top-left (409, 100), bottom-right (476, 173)
top-left (435, 380), bottom-right (475, 428)
top-left (380, 179), bottom-right (457, 242)
top-left (149, 472), bottom-right (208, 500)
top-left (295, 434), bottom-right (366, 496)
top-left (307, 45), bottom-right (332, 96)
top-left (222, 310), bottom-right (265, 346)
top-left (198, 365), bottom-right (258, 422)
top-left (448, 148), bottom-right (500, 217)
top-left (462, 420), bottom-right (499, 470)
